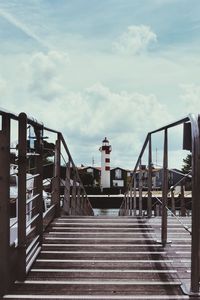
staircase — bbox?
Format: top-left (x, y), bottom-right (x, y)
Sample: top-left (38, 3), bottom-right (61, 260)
top-left (3, 216), bottom-right (191, 300)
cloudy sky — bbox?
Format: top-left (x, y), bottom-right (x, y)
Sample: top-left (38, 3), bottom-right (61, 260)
top-left (0, 0), bottom-right (199, 169)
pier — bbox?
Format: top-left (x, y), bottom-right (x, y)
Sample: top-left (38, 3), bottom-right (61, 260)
top-left (0, 110), bottom-right (200, 299)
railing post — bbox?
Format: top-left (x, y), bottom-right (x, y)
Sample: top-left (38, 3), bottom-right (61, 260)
top-left (124, 194), bottom-right (126, 215)
top-left (34, 125), bottom-right (43, 243)
top-left (139, 164), bottom-right (143, 216)
top-left (129, 184), bottom-right (133, 216)
top-left (80, 189), bottom-right (85, 215)
top-left (180, 182), bottom-right (186, 216)
top-left (147, 135), bottom-right (152, 217)
top-left (71, 176), bottom-right (76, 215)
top-left (171, 189), bottom-right (175, 215)
top-left (52, 135), bottom-right (61, 217)
top-left (63, 161), bottom-right (71, 215)
top-left (127, 191), bottom-right (130, 215)
top-left (18, 112), bottom-right (27, 280)
top-left (161, 129), bottom-right (168, 247)
top-left (190, 115), bottom-right (200, 294)
top-left (0, 114), bottom-right (11, 295)
top-left (133, 174), bottom-right (137, 216)
top-left (76, 184), bottom-right (81, 214)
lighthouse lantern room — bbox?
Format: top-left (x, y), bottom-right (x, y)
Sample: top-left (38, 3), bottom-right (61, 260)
top-left (99, 137), bottom-right (112, 189)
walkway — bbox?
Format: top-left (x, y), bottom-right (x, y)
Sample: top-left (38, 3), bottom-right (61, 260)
top-left (3, 216), bottom-right (193, 300)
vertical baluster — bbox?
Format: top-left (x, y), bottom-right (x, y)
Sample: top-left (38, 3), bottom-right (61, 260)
top-left (18, 113), bottom-right (27, 280)
top-left (76, 184), bottom-right (81, 215)
top-left (180, 182), bottom-right (186, 216)
top-left (71, 176), bottom-right (76, 215)
top-left (190, 115), bottom-right (200, 294)
top-left (139, 164), bottom-right (143, 216)
top-left (161, 129), bottom-right (168, 247)
top-left (34, 125), bottom-right (43, 244)
top-left (147, 135), bottom-right (152, 217)
top-left (171, 189), bottom-right (176, 215)
top-left (0, 113), bottom-right (11, 294)
top-left (129, 183), bottom-right (133, 216)
top-left (52, 136), bottom-right (61, 217)
top-left (63, 161), bottom-right (71, 215)
top-left (133, 173), bottom-right (137, 216)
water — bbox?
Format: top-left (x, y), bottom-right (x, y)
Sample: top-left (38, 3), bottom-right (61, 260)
top-left (93, 208), bottom-right (119, 216)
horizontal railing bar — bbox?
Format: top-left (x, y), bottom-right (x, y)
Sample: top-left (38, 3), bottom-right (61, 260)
top-left (150, 116), bottom-right (189, 134)
top-left (26, 226), bottom-right (36, 240)
top-left (26, 235), bottom-right (40, 255)
top-left (26, 242), bottom-right (40, 264)
top-left (26, 246), bottom-right (41, 274)
top-left (26, 153), bottom-right (40, 157)
top-left (43, 125), bottom-right (60, 134)
top-left (26, 206), bottom-right (36, 215)
top-left (26, 213), bottom-right (39, 229)
top-left (43, 204), bottom-right (56, 218)
top-left (26, 174), bottom-right (40, 181)
top-left (9, 219), bottom-right (18, 229)
top-left (26, 193), bottom-right (40, 205)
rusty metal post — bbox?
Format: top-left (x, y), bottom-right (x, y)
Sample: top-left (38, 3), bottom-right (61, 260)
top-left (127, 191), bottom-right (130, 215)
top-left (129, 183), bottom-right (133, 216)
top-left (133, 174), bottom-right (137, 216)
top-left (71, 176), bottom-right (76, 215)
top-left (190, 114), bottom-right (200, 294)
top-left (52, 135), bottom-right (61, 217)
top-left (80, 190), bottom-right (84, 215)
top-left (139, 164), bottom-right (143, 216)
top-left (18, 112), bottom-right (27, 280)
top-left (63, 161), bottom-right (71, 215)
top-left (180, 182), bottom-right (186, 216)
top-left (171, 190), bottom-right (176, 215)
top-left (34, 126), bottom-right (43, 243)
top-left (76, 184), bottom-right (81, 215)
top-left (0, 114), bottom-right (11, 295)
top-left (147, 135), bottom-right (152, 217)
top-left (123, 194), bottom-right (126, 215)
top-left (161, 129), bottom-right (168, 247)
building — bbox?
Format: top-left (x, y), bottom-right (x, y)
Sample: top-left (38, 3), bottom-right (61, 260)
top-left (134, 165), bottom-right (187, 190)
top-left (110, 167), bottom-right (132, 189)
top-left (78, 166), bottom-right (101, 187)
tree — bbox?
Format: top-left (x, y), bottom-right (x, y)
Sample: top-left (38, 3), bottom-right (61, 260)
top-left (182, 154), bottom-right (192, 174)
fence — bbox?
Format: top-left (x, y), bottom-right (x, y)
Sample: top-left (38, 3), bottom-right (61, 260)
top-left (119, 114), bottom-right (200, 295)
top-left (0, 110), bottom-right (93, 295)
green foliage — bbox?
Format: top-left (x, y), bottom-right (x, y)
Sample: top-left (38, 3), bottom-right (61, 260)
top-left (182, 154), bottom-right (192, 174)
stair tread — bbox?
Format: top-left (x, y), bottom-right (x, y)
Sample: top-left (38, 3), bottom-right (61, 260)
top-left (4, 216), bottom-right (189, 298)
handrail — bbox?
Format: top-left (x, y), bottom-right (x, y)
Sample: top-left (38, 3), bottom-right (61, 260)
top-left (119, 113), bottom-right (200, 295)
top-left (0, 109), bottom-right (94, 296)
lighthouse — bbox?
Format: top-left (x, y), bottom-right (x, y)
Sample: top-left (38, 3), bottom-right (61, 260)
top-left (99, 137), bottom-right (112, 189)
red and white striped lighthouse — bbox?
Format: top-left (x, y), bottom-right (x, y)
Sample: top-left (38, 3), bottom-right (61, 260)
top-left (99, 137), bottom-right (112, 189)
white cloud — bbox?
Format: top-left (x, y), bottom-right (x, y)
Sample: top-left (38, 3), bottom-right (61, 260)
top-left (113, 25), bottom-right (157, 55)
top-left (0, 8), bottom-right (50, 49)
top-left (24, 71), bottom-right (170, 167)
top-left (27, 51), bottom-right (69, 101)
top-left (180, 84), bottom-right (200, 114)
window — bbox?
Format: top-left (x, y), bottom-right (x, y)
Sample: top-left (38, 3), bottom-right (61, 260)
top-left (87, 168), bottom-right (94, 174)
top-left (115, 169), bottom-right (122, 179)
top-left (105, 166), bottom-right (110, 171)
top-left (105, 158), bottom-right (110, 163)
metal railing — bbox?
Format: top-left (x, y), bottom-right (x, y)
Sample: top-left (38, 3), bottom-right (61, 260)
top-left (119, 114), bottom-right (200, 295)
top-left (0, 110), bottom-right (93, 295)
